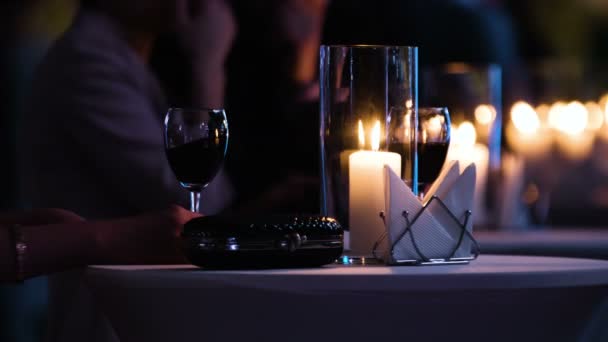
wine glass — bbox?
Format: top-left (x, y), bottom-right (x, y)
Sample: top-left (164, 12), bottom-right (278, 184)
top-left (164, 108), bottom-right (229, 213)
top-left (417, 107), bottom-right (451, 198)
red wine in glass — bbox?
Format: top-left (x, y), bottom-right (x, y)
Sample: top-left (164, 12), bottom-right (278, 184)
top-left (417, 107), bottom-right (451, 197)
top-left (166, 137), bottom-right (227, 190)
top-left (164, 108), bottom-right (228, 212)
top-left (417, 142), bottom-right (449, 185)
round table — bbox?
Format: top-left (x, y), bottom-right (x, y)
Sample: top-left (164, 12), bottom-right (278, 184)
top-left (85, 255), bottom-right (608, 342)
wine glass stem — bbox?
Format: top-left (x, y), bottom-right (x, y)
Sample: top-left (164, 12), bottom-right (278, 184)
top-left (190, 191), bottom-right (201, 213)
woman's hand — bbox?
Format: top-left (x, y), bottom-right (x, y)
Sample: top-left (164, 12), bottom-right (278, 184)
top-left (0, 208), bottom-right (84, 226)
top-left (93, 205), bottom-right (202, 264)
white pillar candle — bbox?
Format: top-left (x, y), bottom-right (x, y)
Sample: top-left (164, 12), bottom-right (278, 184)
top-left (348, 120), bottom-right (401, 256)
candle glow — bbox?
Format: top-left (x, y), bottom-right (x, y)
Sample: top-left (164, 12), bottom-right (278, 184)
top-left (547, 101), bottom-right (566, 130)
top-left (474, 104), bottom-right (496, 126)
top-left (559, 101), bottom-right (588, 136)
top-left (358, 120), bottom-right (365, 149)
top-left (535, 104), bottom-right (550, 123)
top-left (553, 101), bottom-right (592, 160)
top-left (585, 101), bottom-right (604, 132)
top-left (511, 101), bottom-right (540, 135)
top-left (403, 113), bottom-right (411, 139)
top-left (456, 121), bottom-right (477, 147)
top-left (422, 115), bottom-right (443, 143)
top-left (371, 120), bottom-right (381, 151)
top-left (506, 101), bottom-right (551, 158)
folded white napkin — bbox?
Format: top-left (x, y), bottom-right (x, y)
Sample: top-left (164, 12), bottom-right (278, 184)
top-left (383, 162), bottom-right (476, 263)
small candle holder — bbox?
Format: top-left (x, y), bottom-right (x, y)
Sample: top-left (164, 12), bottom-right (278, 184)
top-left (319, 45), bottom-right (418, 261)
top-left (368, 162), bottom-right (480, 266)
top-left (376, 195), bottom-right (480, 265)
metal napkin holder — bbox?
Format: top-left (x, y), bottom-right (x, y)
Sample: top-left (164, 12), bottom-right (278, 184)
top-left (374, 195), bottom-right (480, 266)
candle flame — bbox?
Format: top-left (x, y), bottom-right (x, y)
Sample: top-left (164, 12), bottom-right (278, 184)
top-left (371, 120), bottom-right (381, 151)
top-left (358, 120), bottom-right (365, 148)
top-left (474, 104), bottom-right (496, 125)
top-left (511, 101), bottom-right (540, 135)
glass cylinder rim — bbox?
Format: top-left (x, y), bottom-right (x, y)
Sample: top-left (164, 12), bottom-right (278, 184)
top-left (167, 107), bottom-right (226, 113)
top-left (419, 107), bottom-right (449, 111)
top-left (320, 44), bottom-right (418, 50)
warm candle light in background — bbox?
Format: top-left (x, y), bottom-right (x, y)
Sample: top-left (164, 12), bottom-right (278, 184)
top-left (535, 104), bottom-right (550, 123)
top-left (585, 101), bottom-right (604, 132)
top-left (448, 121), bottom-right (489, 221)
top-left (422, 115), bottom-right (444, 142)
top-left (604, 99), bottom-right (608, 126)
top-left (598, 93), bottom-right (608, 115)
top-left (553, 101), bottom-right (593, 160)
top-left (547, 101), bottom-right (567, 131)
top-left (403, 112), bottom-right (412, 140)
top-left (455, 121), bottom-right (477, 147)
top-left (358, 120), bottom-right (365, 148)
top-left (511, 101), bottom-right (540, 134)
top-left (349, 120), bottom-right (401, 255)
top-left (474, 104), bottom-right (496, 141)
top-left (596, 97), bottom-right (608, 141)
top-left (506, 101), bottom-right (552, 158)
top-left (554, 101), bottom-right (587, 136)
top-left (474, 105), bottom-right (496, 126)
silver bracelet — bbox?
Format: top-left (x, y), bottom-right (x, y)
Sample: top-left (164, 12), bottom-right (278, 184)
top-left (9, 224), bottom-right (26, 282)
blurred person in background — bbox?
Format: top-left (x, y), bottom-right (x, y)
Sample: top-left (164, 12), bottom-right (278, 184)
top-left (21, 0), bottom-right (236, 220)
top-left (19, 0), bottom-right (236, 341)
top-left (222, 0), bottom-right (329, 214)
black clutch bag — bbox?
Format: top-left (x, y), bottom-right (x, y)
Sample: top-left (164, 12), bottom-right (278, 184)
top-left (181, 215), bottom-right (344, 269)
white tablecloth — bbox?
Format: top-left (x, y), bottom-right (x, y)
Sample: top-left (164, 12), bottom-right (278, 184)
top-left (476, 229), bottom-right (608, 259)
top-left (85, 255), bottom-right (608, 342)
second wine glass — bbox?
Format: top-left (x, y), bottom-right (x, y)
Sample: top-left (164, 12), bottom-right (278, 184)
top-left (164, 108), bottom-right (229, 213)
top-left (417, 107), bottom-right (451, 198)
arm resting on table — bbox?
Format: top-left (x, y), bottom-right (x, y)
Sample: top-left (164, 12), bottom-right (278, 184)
top-left (0, 206), bottom-right (199, 283)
